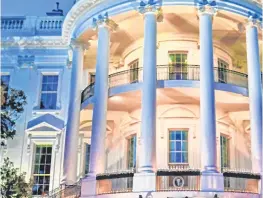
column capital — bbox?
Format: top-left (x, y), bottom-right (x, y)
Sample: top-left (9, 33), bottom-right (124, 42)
top-left (70, 39), bottom-right (89, 50)
top-left (138, 0), bottom-right (163, 22)
top-left (246, 13), bottom-right (262, 29)
top-left (197, 0), bottom-right (217, 16)
top-left (92, 12), bottom-right (118, 32)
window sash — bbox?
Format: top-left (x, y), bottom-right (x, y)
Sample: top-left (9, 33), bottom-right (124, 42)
top-left (220, 135), bottom-right (230, 169)
top-left (85, 144), bottom-right (91, 174)
top-left (32, 145), bottom-right (52, 196)
top-left (169, 130), bottom-right (188, 164)
top-left (40, 75), bottom-right (58, 109)
top-left (127, 135), bottom-right (137, 169)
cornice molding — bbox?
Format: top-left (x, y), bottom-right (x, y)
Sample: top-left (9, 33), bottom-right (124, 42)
top-left (1, 37), bottom-right (68, 49)
top-left (62, 0), bottom-right (262, 44)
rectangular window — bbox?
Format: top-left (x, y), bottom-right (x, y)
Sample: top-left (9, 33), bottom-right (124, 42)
top-left (220, 135), bottom-right (230, 169)
top-left (127, 135), bottom-right (137, 169)
top-left (217, 59), bottom-right (229, 83)
top-left (129, 59), bottom-right (139, 83)
top-left (32, 145), bottom-right (52, 196)
top-left (169, 130), bottom-right (188, 164)
top-left (85, 144), bottom-right (91, 174)
top-left (1, 75), bottom-right (10, 105)
top-left (220, 135), bottom-right (230, 187)
top-left (168, 53), bottom-right (188, 80)
top-left (40, 75), bottom-right (58, 109)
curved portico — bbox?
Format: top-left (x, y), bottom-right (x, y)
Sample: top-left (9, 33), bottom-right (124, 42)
top-left (62, 0), bottom-right (262, 197)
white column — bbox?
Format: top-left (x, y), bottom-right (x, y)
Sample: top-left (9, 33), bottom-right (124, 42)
top-left (63, 39), bottom-right (85, 185)
top-left (139, 10), bottom-right (157, 174)
top-left (246, 18), bottom-right (262, 174)
top-left (133, 4), bottom-right (159, 193)
top-left (88, 23), bottom-right (110, 175)
top-left (199, 7), bottom-right (217, 173)
top-left (198, 6), bottom-right (224, 191)
top-left (81, 14), bottom-right (116, 197)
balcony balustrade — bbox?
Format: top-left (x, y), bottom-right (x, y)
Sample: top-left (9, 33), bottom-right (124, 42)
top-left (81, 65), bottom-right (248, 103)
top-left (1, 17), bottom-right (25, 30)
top-left (1, 16), bottom-right (64, 36)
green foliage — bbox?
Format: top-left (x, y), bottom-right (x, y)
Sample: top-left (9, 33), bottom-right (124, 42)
top-left (1, 84), bottom-right (27, 142)
top-left (0, 158), bottom-right (32, 198)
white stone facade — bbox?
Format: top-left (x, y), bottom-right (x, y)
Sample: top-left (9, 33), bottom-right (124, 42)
top-left (1, 0), bottom-right (262, 197)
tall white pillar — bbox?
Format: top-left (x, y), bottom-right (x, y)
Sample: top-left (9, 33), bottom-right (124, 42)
top-left (63, 39), bottom-right (85, 185)
top-left (89, 22), bottom-right (110, 175)
top-left (133, 3), bottom-right (159, 192)
top-left (81, 13), bottom-right (117, 197)
top-left (199, 7), bottom-right (217, 173)
top-left (246, 17), bottom-right (262, 183)
top-left (198, 5), bottom-right (224, 191)
top-left (139, 9), bottom-right (157, 174)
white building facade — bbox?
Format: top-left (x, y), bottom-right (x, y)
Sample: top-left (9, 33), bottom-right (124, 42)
top-left (1, 0), bottom-right (262, 197)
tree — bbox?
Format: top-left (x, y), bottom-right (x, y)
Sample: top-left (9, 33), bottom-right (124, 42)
top-left (0, 158), bottom-right (32, 198)
top-left (1, 81), bottom-right (30, 197)
top-left (1, 81), bottom-right (27, 142)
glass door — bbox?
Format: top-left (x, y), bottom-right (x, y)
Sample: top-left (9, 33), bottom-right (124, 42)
top-left (168, 53), bottom-right (188, 80)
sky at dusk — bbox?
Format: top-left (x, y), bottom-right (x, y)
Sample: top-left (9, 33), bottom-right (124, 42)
top-left (2, 0), bottom-right (74, 16)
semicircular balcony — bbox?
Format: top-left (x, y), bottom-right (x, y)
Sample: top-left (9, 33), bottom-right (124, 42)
top-left (81, 64), bottom-right (248, 107)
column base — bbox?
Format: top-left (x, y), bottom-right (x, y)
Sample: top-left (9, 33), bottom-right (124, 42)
top-left (200, 172), bottom-right (224, 192)
top-left (80, 175), bottom-right (97, 198)
top-left (133, 172), bottom-right (156, 192)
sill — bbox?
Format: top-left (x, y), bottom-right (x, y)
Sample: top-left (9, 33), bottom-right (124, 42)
top-left (32, 107), bottom-right (61, 116)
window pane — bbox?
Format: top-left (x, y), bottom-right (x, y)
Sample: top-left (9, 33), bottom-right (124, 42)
top-left (175, 132), bottom-right (181, 140)
top-left (169, 142), bottom-right (176, 151)
top-left (176, 141), bottom-right (181, 151)
top-left (169, 153), bottom-right (176, 163)
top-left (182, 132), bottom-right (187, 140)
top-left (176, 152), bottom-right (181, 163)
top-left (175, 54), bottom-right (181, 63)
top-left (169, 131), bottom-right (176, 140)
top-left (182, 142), bottom-right (188, 151)
top-left (182, 152), bottom-right (188, 163)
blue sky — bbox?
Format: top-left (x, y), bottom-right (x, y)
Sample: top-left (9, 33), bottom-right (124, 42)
top-left (2, 0), bottom-right (74, 16)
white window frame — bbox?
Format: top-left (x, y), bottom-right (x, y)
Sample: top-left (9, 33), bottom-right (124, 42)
top-left (28, 139), bottom-right (57, 195)
top-left (34, 69), bottom-right (63, 112)
top-left (168, 129), bottom-right (189, 165)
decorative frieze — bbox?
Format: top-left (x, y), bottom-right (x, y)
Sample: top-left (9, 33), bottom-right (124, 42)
top-left (17, 55), bottom-right (35, 68)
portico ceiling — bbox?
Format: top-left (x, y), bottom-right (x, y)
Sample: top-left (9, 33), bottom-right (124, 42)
top-left (79, 6), bottom-right (262, 70)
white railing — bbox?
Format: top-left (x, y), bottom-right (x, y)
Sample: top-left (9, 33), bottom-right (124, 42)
top-left (36, 16), bottom-right (63, 31)
top-left (1, 17), bottom-right (25, 30)
top-left (1, 16), bottom-right (64, 35)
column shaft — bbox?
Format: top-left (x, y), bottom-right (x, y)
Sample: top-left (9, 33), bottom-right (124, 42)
top-left (63, 45), bottom-right (83, 184)
top-left (199, 13), bottom-right (217, 172)
top-left (246, 25), bottom-right (262, 173)
top-left (89, 25), bottom-right (110, 175)
top-left (139, 12), bottom-right (157, 173)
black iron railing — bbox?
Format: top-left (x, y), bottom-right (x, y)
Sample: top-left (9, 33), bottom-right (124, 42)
top-left (156, 168), bottom-right (201, 191)
top-left (222, 169), bottom-right (261, 194)
top-left (96, 170), bottom-right (134, 195)
top-left (81, 65), bottom-right (248, 103)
